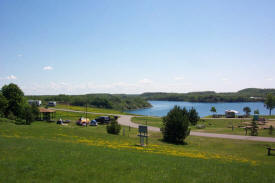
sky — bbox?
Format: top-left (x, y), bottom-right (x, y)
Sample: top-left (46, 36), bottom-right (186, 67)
top-left (0, 0), bottom-right (275, 95)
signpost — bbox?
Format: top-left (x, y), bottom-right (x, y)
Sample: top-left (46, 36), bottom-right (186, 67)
top-left (138, 125), bottom-right (148, 146)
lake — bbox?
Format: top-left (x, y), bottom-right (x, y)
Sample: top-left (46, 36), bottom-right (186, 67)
top-left (125, 101), bottom-right (269, 117)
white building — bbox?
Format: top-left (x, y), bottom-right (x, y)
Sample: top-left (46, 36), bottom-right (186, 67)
top-left (225, 110), bottom-right (239, 118)
top-left (28, 100), bottom-right (42, 106)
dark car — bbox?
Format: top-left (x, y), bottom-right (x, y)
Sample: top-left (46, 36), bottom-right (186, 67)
top-left (95, 116), bottom-right (111, 124)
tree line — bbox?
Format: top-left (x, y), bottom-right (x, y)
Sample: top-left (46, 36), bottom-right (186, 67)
top-left (26, 94), bottom-right (152, 111)
top-left (141, 88), bottom-right (275, 103)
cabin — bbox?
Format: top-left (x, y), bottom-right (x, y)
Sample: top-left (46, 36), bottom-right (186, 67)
top-left (38, 108), bottom-right (56, 121)
top-left (28, 100), bottom-right (42, 106)
top-left (225, 110), bottom-right (239, 118)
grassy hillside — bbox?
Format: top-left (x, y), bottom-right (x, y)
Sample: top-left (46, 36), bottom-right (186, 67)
top-left (1, 117), bottom-right (275, 182)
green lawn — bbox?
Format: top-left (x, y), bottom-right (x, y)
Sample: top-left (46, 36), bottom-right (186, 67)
top-left (1, 116), bottom-right (275, 182)
top-left (132, 117), bottom-right (275, 137)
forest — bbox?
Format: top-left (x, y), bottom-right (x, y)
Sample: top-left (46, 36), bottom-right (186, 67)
top-left (26, 94), bottom-right (151, 111)
top-left (141, 88), bottom-right (275, 102)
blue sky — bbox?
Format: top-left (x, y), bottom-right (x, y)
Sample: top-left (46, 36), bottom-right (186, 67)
top-left (0, 0), bottom-right (275, 95)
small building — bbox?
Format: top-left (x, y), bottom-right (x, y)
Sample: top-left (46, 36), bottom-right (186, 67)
top-left (225, 110), bottom-right (239, 118)
top-left (48, 101), bottom-right (56, 107)
top-left (28, 100), bottom-right (42, 106)
top-left (38, 108), bottom-right (56, 121)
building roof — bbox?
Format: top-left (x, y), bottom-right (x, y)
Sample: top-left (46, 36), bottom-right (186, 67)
top-left (39, 108), bottom-right (55, 113)
top-left (225, 110), bottom-right (239, 114)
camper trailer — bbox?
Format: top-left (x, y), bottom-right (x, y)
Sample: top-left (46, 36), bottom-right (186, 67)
top-left (28, 100), bottom-right (42, 106)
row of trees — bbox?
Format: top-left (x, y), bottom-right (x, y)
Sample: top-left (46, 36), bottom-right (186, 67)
top-left (26, 94), bottom-right (151, 111)
top-left (209, 93), bottom-right (275, 116)
top-left (141, 89), bottom-right (275, 103)
top-left (0, 83), bottom-right (39, 124)
top-left (161, 106), bottom-right (200, 144)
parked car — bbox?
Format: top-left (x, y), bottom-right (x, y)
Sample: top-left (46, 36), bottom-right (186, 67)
top-left (48, 101), bottom-right (56, 107)
top-left (95, 116), bottom-right (111, 124)
top-left (63, 120), bottom-right (71, 123)
top-left (89, 120), bottom-right (98, 126)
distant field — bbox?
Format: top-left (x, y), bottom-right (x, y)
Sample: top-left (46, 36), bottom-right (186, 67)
top-left (1, 118), bottom-right (275, 182)
top-left (132, 117), bottom-right (275, 137)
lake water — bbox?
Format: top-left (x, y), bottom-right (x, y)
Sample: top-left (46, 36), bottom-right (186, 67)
top-left (125, 101), bottom-right (269, 117)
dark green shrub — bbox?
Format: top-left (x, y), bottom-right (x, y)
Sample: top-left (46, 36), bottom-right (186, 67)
top-left (250, 120), bottom-right (258, 136)
top-left (269, 125), bottom-right (274, 135)
top-left (162, 106), bottom-right (190, 144)
top-left (189, 107), bottom-right (200, 125)
top-left (106, 118), bottom-right (121, 135)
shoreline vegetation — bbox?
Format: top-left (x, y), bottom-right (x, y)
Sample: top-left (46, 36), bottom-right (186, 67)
top-left (26, 94), bottom-right (152, 111)
top-left (141, 88), bottom-right (275, 103)
top-left (27, 88), bottom-right (275, 112)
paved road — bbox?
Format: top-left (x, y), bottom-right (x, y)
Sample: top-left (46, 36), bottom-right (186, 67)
top-left (52, 108), bottom-right (275, 143)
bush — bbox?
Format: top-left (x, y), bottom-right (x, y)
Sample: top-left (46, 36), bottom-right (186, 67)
top-left (269, 125), bottom-right (274, 135)
top-left (189, 107), bottom-right (200, 125)
top-left (106, 118), bottom-right (121, 135)
top-left (250, 120), bottom-right (258, 136)
top-left (162, 105), bottom-right (190, 144)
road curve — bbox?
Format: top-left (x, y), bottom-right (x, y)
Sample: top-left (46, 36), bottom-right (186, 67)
top-left (52, 108), bottom-right (275, 143)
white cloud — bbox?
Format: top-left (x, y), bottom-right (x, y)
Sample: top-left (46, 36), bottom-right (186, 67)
top-left (139, 78), bottom-right (153, 84)
top-left (266, 77), bottom-right (273, 81)
top-left (0, 75), bottom-right (17, 80)
top-left (174, 76), bottom-right (185, 81)
top-left (17, 54), bottom-right (23, 57)
top-left (43, 66), bottom-right (53, 70)
top-left (221, 78), bottom-right (229, 81)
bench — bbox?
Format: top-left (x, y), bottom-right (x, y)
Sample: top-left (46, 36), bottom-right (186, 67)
top-left (267, 147), bottom-right (275, 156)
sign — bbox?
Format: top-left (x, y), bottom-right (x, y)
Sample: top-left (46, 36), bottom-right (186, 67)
top-left (138, 125), bottom-right (148, 146)
top-left (139, 125), bottom-right (148, 133)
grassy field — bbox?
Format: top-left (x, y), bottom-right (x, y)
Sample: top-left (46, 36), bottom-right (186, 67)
top-left (53, 104), bottom-right (127, 115)
top-left (132, 117), bottom-right (275, 137)
top-left (1, 114), bottom-right (275, 182)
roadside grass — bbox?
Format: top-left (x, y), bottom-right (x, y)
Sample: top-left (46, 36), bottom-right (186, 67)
top-left (131, 116), bottom-right (163, 128)
top-left (261, 115), bottom-right (275, 120)
top-left (0, 118), bottom-right (275, 182)
top-left (53, 104), bottom-right (127, 115)
top-left (132, 117), bottom-right (275, 137)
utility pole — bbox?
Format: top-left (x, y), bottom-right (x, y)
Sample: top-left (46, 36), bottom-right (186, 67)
top-left (85, 103), bottom-right (88, 127)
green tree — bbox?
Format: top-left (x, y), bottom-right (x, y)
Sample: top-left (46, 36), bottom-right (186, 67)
top-left (264, 93), bottom-right (275, 116)
top-left (243, 106), bottom-right (251, 117)
top-left (23, 105), bottom-right (35, 125)
top-left (106, 118), bottom-right (121, 135)
top-left (0, 94), bottom-right (8, 117)
top-left (210, 106), bottom-right (216, 116)
top-left (189, 107), bottom-right (200, 125)
top-left (250, 120), bottom-right (258, 136)
top-left (254, 109), bottom-right (259, 115)
top-left (269, 125), bottom-right (274, 135)
top-left (162, 106), bottom-right (190, 144)
top-left (1, 83), bottom-right (24, 117)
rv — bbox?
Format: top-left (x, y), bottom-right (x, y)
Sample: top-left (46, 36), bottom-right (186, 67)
top-left (28, 100), bottom-right (42, 106)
